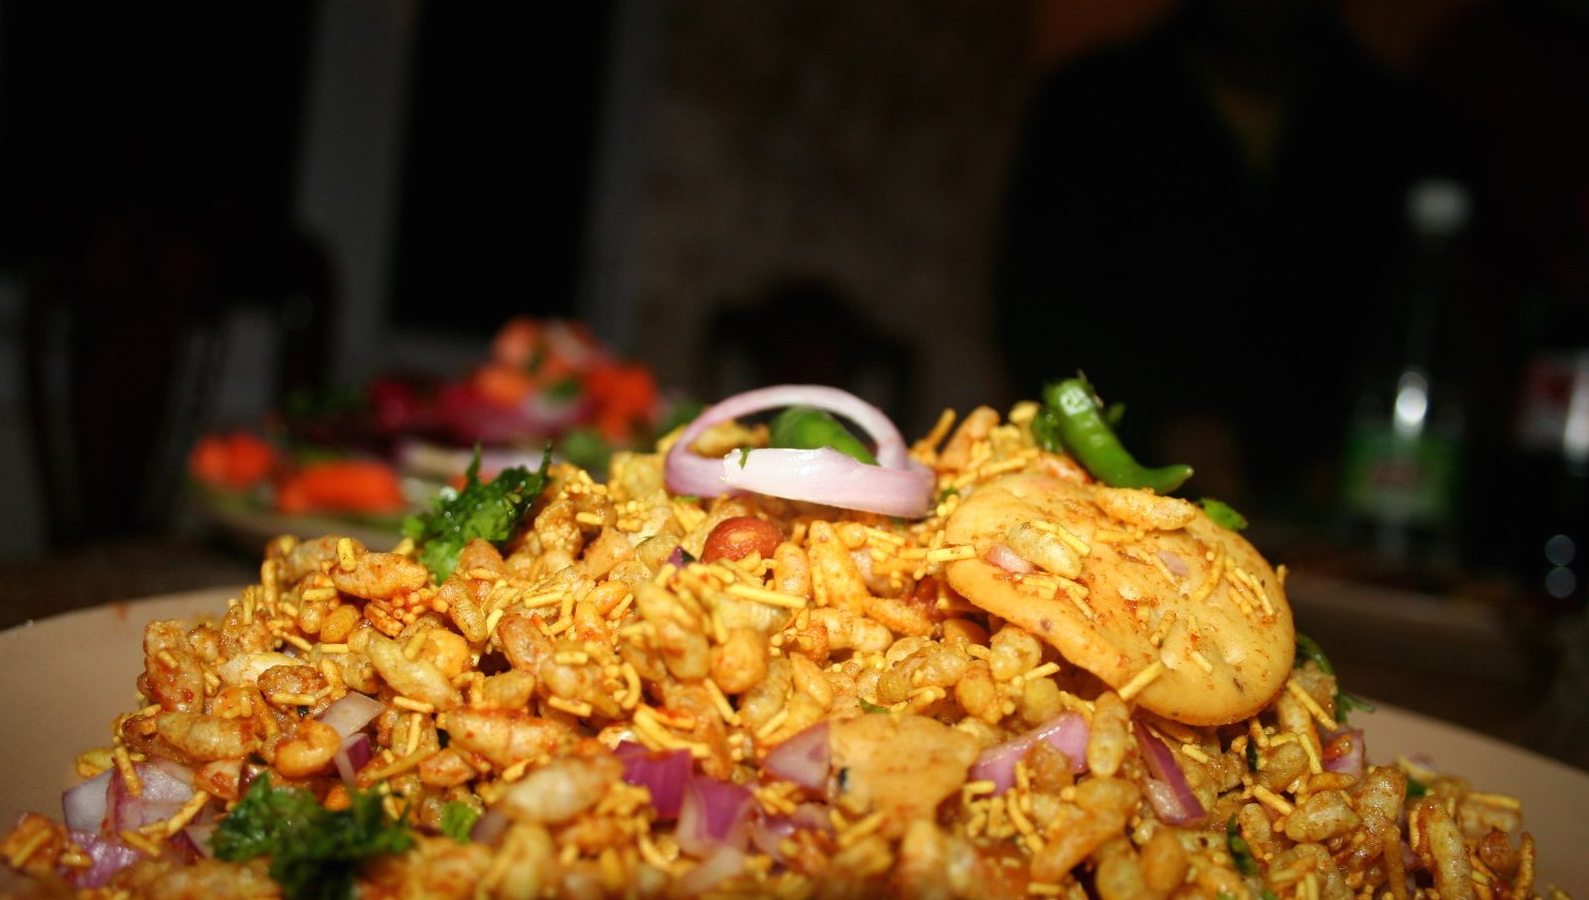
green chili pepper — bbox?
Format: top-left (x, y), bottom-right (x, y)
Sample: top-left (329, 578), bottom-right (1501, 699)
top-left (1038, 379), bottom-right (1192, 493)
top-left (768, 406), bottom-right (877, 465)
top-left (1199, 498), bottom-right (1248, 531)
top-left (1226, 817), bottom-right (1259, 876)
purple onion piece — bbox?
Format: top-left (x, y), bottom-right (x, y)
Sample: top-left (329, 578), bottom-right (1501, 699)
top-left (984, 542), bottom-right (1035, 575)
top-left (1135, 724), bottom-right (1206, 824)
top-left (676, 845), bottom-right (747, 895)
top-left (67, 831), bottom-right (142, 889)
top-left (970, 710), bottom-right (1090, 795)
top-left (470, 807), bottom-right (510, 846)
top-left (618, 745), bottom-right (693, 819)
top-left (675, 775), bottom-right (755, 857)
top-left (749, 811), bottom-right (799, 863)
top-left (62, 771), bottom-right (112, 834)
top-left (334, 733), bottom-right (373, 787)
top-left (1321, 728), bottom-right (1366, 779)
top-left (763, 721), bottom-right (829, 790)
top-left (317, 692), bottom-right (385, 740)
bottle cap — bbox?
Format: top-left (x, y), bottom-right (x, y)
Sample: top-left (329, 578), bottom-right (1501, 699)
top-left (1406, 177), bottom-right (1472, 238)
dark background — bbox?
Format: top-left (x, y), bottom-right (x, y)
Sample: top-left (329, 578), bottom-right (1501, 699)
top-left (0, 0), bottom-right (1586, 764)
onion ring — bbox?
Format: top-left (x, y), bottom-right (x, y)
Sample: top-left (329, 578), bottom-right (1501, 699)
top-left (664, 385), bottom-right (933, 517)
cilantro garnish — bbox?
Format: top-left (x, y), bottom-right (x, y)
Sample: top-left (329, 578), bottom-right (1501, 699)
top-left (1294, 632), bottom-right (1376, 723)
top-left (1245, 740), bottom-right (1259, 772)
top-left (1226, 816), bottom-right (1259, 876)
top-left (1294, 633), bottom-right (1335, 675)
top-left (213, 775), bottom-right (412, 900)
top-left (402, 445), bottom-right (551, 582)
top-left (859, 699), bottom-right (890, 714)
top-left (1199, 498), bottom-right (1248, 531)
top-left (1406, 777), bottom-right (1429, 799)
top-left (439, 801), bottom-right (480, 843)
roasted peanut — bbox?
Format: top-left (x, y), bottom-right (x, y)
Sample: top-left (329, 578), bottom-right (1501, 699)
top-left (700, 516), bottom-right (781, 563)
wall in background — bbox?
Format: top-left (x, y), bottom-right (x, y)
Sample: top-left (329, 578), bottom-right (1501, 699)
top-left (628, 0), bottom-right (1032, 434)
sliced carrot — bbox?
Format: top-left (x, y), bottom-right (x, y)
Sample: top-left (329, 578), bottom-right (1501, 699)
top-left (472, 362), bottom-right (537, 408)
top-left (190, 433), bottom-right (277, 491)
top-left (586, 361), bottom-right (658, 439)
top-left (275, 460), bottom-right (405, 514)
top-left (490, 317), bottom-right (541, 368)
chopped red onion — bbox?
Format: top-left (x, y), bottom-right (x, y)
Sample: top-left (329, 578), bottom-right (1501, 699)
top-left (748, 802), bottom-right (831, 865)
top-left (969, 711), bottom-right (1090, 794)
top-left (334, 733), bottom-right (373, 787)
top-left (183, 823), bottom-right (216, 859)
top-left (108, 762), bottom-right (194, 833)
top-left (749, 811), bottom-right (799, 863)
top-left (616, 742), bottom-right (692, 818)
top-left (1156, 550), bottom-right (1190, 577)
top-left (1322, 728), bottom-right (1366, 780)
top-left (138, 760), bottom-right (195, 803)
top-left (470, 807), bottom-right (510, 846)
top-left (676, 845), bottom-right (747, 895)
top-left (663, 385), bottom-right (933, 518)
top-left (148, 758), bottom-right (194, 790)
top-left (984, 542), bottom-right (1035, 575)
top-left (1142, 778), bottom-right (1200, 826)
top-left (675, 775), bottom-right (755, 858)
top-left (790, 802), bottom-right (833, 834)
top-left (763, 721), bottom-right (829, 790)
top-left (62, 771), bottom-right (112, 834)
top-left (317, 692), bottom-right (385, 740)
top-left (67, 831), bottom-right (143, 888)
top-left (1134, 725), bottom-right (1205, 825)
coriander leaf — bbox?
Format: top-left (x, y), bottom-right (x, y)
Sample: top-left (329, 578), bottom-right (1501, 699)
top-left (1246, 740), bottom-right (1259, 772)
top-left (403, 445), bottom-right (551, 582)
top-left (768, 406), bottom-right (877, 465)
top-left (1226, 817), bottom-right (1258, 876)
top-left (1336, 691), bottom-right (1377, 722)
top-left (1406, 777), bottom-right (1428, 798)
top-left (1263, 891), bottom-right (1282, 900)
top-left (439, 801), bottom-right (480, 843)
top-left (1199, 497), bottom-right (1248, 531)
top-left (214, 775), bottom-right (413, 900)
top-left (545, 377), bottom-right (582, 401)
top-left (1294, 632), bottom-right (1335, 675)
top-left (859, 699), bottom-right (890, 714)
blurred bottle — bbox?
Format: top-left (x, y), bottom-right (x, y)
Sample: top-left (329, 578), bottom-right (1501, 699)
top-left (1340, 178), bottom-right (1472, 571)
top-left (1510, 302), bottom-right (1589, 612)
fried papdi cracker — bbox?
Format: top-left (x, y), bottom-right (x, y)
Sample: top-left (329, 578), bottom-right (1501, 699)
top-left (944, 472), bottom-right (1294, 725)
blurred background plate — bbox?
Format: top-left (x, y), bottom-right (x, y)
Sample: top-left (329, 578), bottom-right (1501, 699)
top-left (0, 589), bottom-right (1584, 894)
top-left (194, 493), bottom-right (405, 559)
